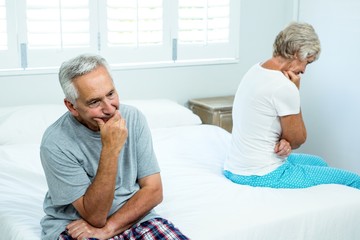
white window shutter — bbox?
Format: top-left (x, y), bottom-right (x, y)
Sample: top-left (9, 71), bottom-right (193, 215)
top-left (26, 0), bottom-right (90, 49)
top-left (178, 0), bottom-right (230, 44)
top-left (177, 0), bottom-right (239, 61)
top-left (100, 0), bottom-right (170, 65)
top-left (23, 0), bottom-right (96, 68)
top-left (106, 0), bottom-right (163, 46)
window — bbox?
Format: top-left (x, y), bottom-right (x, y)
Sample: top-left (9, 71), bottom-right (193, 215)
top-left (179, 0), bottom-right (230, 44)
top-left (0, 0), bottom-right (240, 71)
top-left (100, 0), bottom-right (168, 64)
top-left (26, 0), bottom-right (90, 49)
top-left (23, 0), bottom-right (96, 68)
top-left (177, 0), bottom-right (236, 60)
top-left (106, 0), bottom-right (163, 46)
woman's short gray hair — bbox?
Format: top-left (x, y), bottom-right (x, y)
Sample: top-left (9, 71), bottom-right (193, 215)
top-left (59, 53), bottom-right (113, 104)
top-left (273, 22), bottom-right (321, 61)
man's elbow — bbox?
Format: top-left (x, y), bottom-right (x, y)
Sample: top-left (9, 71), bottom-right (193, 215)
top-left (83, 214), bottom-right (107, 228)
top-left (155, 186), bottom-right (163, 205)
top-left (92, 219), bottom-right (107, 228)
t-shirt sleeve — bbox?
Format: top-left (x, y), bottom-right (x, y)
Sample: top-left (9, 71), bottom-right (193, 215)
top-left (273, 82), bottom-right (300, 117)
top-left (134, 110), bottom-right (160, 179)
top-left (40, 143), bottom-right (90, 206)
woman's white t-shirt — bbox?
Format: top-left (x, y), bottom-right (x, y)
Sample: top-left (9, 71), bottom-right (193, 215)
top-left (224, 63), bottom-right (300, 176)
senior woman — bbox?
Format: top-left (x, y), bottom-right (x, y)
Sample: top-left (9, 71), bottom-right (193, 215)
top-left (223, 22), bottom-right (360, 189)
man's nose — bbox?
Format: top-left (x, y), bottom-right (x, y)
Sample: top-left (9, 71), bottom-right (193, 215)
top-left (102, 99), bottom-right (115, 114)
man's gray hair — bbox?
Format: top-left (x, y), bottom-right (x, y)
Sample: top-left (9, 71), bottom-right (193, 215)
top-left (59, 53), bottom-right (113, 104)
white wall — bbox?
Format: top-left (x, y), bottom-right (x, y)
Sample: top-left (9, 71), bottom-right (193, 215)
top-left (297, 0), bottom-right (360, 173)
top-left (0, 0), bottom-right (295, 107)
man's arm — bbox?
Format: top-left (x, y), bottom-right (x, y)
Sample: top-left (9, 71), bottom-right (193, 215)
top-left (103, 173), bottom-right (163, 237)
top-left (73, 111), bottom-right (128, 227)
top-left (66, 173), bottom-right (163, 240)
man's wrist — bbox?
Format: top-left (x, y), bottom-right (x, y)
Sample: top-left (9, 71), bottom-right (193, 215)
top-left (102, 221), bottom-right (116, 239)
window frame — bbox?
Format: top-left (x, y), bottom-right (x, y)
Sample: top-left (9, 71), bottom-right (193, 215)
top-left (0, 0), bottom-right (240, 74)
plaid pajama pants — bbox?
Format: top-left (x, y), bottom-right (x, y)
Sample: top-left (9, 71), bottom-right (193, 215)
top-left (59, 218), bottom-right (189, 240)
top-left (224, 153), bottom-right (360, 189)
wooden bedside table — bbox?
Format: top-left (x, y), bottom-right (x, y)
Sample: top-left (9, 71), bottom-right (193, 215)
top-left (188, 95), bottom-right (234, 132)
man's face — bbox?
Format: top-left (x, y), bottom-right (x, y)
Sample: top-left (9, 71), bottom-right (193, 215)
top-left (66, 65), bottom-right (119, 131)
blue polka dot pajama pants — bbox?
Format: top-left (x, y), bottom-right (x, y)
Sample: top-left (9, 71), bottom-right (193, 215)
top-left (224, 153), bottom-right (360, 189)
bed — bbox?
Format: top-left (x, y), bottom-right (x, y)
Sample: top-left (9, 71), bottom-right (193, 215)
top-left (1, 99), bottom-right (360, 240)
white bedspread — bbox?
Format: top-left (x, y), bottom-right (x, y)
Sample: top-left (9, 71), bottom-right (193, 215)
top-left (152, 125), bottom-right (360, 240)
top-left (1, 124), bottom-right (360, 240)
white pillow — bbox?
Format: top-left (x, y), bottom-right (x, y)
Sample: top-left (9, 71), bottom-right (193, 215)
top-left (122, 99), bottom-right (201, 129)
top-left (0, 104), bottom-right (67, 145)
top-left (0, 143), bottom-right (44, 174)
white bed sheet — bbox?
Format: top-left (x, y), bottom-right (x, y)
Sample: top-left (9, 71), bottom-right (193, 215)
top-left (152, 125), bottom-right (360, 240)
top-left (0, 147), bottom-right (46, 240)
top-left (1, 125), bottom-right (360, 240)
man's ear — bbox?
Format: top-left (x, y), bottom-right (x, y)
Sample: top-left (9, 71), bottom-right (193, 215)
top-left (64, 99), bottom-right (79, 117)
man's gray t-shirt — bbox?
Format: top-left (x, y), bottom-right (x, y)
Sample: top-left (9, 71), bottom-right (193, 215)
top-left (40, 104), bottom-right (160, 240)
